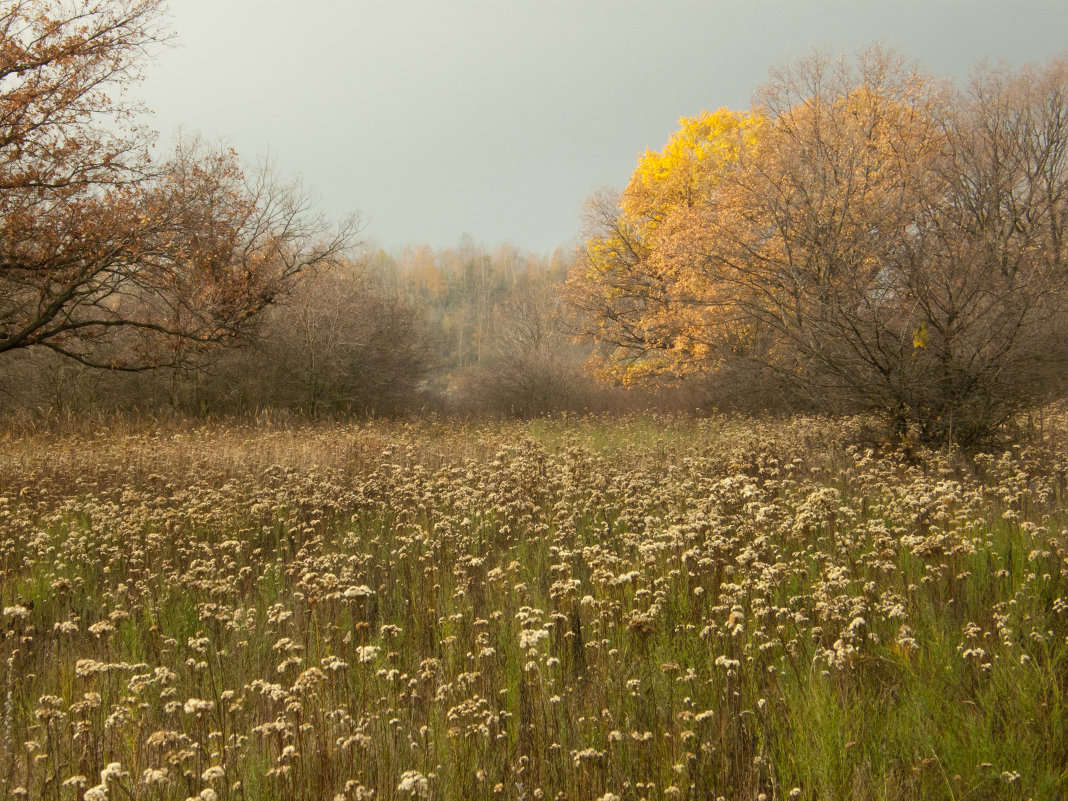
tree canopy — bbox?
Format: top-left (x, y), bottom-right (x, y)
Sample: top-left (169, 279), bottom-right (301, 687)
top-left (568, 49), bottom-right (1068, 443)
top-left (567, 108), bottom-right (761, 384)
top-left (0, 0), bottom-right (356, 370)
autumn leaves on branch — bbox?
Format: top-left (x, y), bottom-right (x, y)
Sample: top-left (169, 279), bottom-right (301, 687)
top-left (569, 48), bottom-right (1068, 444)
top-left (0, 0), bottom-right (357, 370)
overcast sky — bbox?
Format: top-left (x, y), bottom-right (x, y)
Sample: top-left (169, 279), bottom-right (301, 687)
top-left (138, 1), bottom-right (1068, 255)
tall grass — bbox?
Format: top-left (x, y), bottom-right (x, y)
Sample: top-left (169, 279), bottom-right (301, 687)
top-left (0, 412), bottom-right (1065, 800)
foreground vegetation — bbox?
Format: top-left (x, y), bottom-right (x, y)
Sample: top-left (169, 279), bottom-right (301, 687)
top-left (0, 413), bottom-right (1066, 800)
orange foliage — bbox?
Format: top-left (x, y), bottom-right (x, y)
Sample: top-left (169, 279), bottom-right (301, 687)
top-left (0, 0), bottom-right (356, 369)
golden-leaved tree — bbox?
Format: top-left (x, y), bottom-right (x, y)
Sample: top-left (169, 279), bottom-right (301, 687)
top-left (566, 108), bottom-right (761, 384)
top-left (569, 48), bottom-right (1068, 444)
top-left (0, 0), bottom-right (357, 370)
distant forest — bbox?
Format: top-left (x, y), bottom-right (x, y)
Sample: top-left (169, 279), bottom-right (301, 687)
top-left (0, 239), bottom-right (702, 420)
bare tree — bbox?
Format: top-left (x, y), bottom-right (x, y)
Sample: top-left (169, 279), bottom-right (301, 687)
top-left (468, 283), bottom-right (583, 416)
top-left (207, 262), bottom-right (435, 416)
top-left (721, 50), bottom-right (1068, 443)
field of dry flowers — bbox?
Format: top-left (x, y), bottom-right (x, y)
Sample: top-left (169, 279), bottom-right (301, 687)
top-left (0, 413), bottom-right (1065, 801)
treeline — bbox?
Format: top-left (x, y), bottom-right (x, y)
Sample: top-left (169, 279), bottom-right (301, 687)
top-left (0, 0), bottom-right (647, 422)
top-left (0, 0), bottom-right (699, 427)
top-left (7, 0), bottom-right (1066, 441)
top-left (0, 241), bottom-right (695, 420)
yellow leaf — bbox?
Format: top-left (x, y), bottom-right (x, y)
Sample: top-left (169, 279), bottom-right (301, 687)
top-left (913, 322), bottom-right (928, 349)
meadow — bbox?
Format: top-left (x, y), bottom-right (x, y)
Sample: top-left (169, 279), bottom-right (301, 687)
top-left (0, 412), bottom-right (1065, 801)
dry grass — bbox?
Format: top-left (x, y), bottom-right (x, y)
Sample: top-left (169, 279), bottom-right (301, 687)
top-left (0, 412), bottom-right (1065, 800)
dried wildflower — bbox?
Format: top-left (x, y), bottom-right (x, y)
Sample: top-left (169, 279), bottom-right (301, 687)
top-left (87, 621), bottom-right (115, 638)
top-left (183, 698), bottom-right (213, 716)
top-left (141, 768), bottom-right (169, 786)
top-left (518, 628), bottom-right (549, 650)
top-left (397, 770), bottom-right (429, 797)
top-left (356, 646), bottom-right (380, 663)
top-left (572, 748), bottom-right (605, 766)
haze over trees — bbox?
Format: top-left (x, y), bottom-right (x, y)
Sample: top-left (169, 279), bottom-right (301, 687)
top-left (0, 238), bottom-right (592, 417)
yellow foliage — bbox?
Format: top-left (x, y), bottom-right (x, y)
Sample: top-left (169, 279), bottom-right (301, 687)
top-left (568, 66), bottom-right (948, 388)
top-left (913, 322), bottom-right (929, 349)
top-left (567, 109), bottom-right (764, 385)
top-left (621, 108), bottom-right (762, 230)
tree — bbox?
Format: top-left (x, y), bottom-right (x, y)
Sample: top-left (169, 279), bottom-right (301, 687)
top-left (567, 109), bottom-right (760, 384)
top-left (466, 283), bottom-right (582, 416)
top-left (569, 48), bottom-right (1068, 444)
top-left (724, 51), bottom-right (1068, 443)
top-left (715, 51), bottom-right (953, 425)
top-left (217, 262), bottom-right (435, 416)
top-left (0, 0), bottom-right (357, 370)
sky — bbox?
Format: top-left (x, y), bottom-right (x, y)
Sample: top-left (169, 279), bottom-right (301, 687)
top-left (137, 1), bottom-right (1068, 256)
